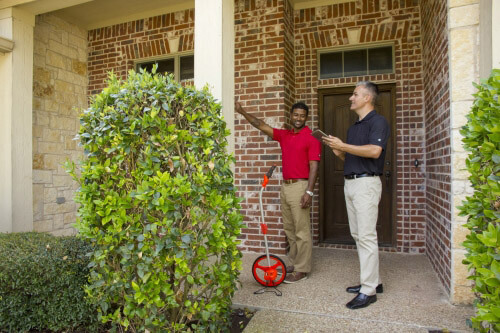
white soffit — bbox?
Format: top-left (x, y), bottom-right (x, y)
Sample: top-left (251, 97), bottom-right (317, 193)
top-left (3, 0), bottom-right (349, 30)
top-left (0, 0), bottom-right (35, 10)
top-left (48, 0), bottom-right (194, 30)
top-left (0, 0), bottom-right (92, 13)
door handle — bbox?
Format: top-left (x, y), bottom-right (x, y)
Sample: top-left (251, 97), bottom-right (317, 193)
top-left (384, 170), bottom-right (391, 189)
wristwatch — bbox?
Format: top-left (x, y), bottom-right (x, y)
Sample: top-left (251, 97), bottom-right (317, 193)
top-left (305, 190), bottom-right (314, 196)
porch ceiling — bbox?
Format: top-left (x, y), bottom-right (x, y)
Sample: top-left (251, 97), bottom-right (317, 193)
top-left (19, 0), bottom-right (194, 30)
top-left (5, 0), bottom-right (352, 30)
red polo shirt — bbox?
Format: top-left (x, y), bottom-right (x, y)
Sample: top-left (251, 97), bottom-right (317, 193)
top-left (273, 126), bottom-right (321, 180)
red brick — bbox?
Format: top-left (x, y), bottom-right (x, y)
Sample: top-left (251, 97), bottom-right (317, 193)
top-left (87, 8), bottom-right (194, 90)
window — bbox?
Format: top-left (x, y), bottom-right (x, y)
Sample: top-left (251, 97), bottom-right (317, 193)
top-left (179, 55), bottom-right (194, 81)
top-left (319, 45), bottom-right (393, 79)
top-left (136, 53), bottom-right (194, 81)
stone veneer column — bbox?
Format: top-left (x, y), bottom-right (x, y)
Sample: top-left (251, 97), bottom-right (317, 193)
top-left (0, 7), bottom-right (34, 233)
top-left (448, 0), bottom-right (479, 304)
top-left (194, 0), bottom-right (235, 154)
top-left (32, 14), bottom-right (87, 236)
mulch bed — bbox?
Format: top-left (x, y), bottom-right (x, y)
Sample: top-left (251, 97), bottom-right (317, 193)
top-left (230, 308), bottom-right (255, 333)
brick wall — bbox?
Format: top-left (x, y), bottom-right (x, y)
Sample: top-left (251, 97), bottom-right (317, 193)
top-left (88, 9), bottom-right (194, 95)
top-left (294, 0), bottom-right (426, 252)
top-left (234, 0), bottom-right (291, 254)
top-left (283, 0), bottom-right (295, 112)
top-left (421, 0), bottom-right (452, 293)
top-left (32, 14), bottom-right (88, 235)
top-left (235, 0), bottom-right (428, 254)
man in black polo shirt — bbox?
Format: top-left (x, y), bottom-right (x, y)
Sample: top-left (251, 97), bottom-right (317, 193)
top-left (323, 81), bottom-right (389, 310)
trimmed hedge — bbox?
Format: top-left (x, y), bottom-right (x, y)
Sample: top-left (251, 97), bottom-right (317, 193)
top-left (0, 232), bottom-right (98, 332)
top-left (66, 69), bottom-right (243, 332)
top-left (460, 69), bottom-right (500, 332)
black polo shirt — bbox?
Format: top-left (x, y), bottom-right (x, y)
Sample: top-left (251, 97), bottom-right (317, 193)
top-left (344, 110), bottom-right (389, 176)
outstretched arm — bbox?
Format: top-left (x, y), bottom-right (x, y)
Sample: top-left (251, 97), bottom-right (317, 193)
top-left (235, 101), bottom-right (273, 138)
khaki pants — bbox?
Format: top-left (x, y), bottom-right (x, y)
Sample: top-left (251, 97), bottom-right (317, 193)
top-left (344, 176), bottom-right (382, 296)
top-left (280, 180), bottom-right (312, 273)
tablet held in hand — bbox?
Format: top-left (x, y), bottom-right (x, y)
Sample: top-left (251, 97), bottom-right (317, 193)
top-left (311, 129), bottom-right (328, 141)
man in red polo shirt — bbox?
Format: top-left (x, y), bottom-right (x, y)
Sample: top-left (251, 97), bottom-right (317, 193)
top-left (235, 101), bottom-right (321, 283)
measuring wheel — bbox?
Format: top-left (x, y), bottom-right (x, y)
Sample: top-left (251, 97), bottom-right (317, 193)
top-left (252, 254), bottom-right (286, 287)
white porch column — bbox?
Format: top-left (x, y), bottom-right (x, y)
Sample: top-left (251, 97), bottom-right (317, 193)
top-left (194, 0), bottom-right (235, 154)
top-left (0, 7), bottom-right (34, 233)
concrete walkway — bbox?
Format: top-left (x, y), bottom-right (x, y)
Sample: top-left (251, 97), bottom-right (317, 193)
top-left (233, 248), bottom-right (474, 332)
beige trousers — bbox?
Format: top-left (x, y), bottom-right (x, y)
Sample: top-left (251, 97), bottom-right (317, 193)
top-left (344, 176), bottom-right (382, 296)
top-left (280, 180), bottom-right (312, 273)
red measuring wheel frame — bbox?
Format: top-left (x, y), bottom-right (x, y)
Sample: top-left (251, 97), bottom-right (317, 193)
top-left (250, 165), bottom-right (287, 291)
top-left (252, 254), bottom-right (286, 287)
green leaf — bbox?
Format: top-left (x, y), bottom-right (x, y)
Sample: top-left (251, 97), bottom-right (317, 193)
top-left (484, 277), bottom-right (500, 287)
top-left (181, 234), bottom-right (191, 244)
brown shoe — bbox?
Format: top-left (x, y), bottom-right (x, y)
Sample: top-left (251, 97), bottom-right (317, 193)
top-left (286, 265), bottom-right (294, 273)
top-left (283, 271), bottom-right (307, 284)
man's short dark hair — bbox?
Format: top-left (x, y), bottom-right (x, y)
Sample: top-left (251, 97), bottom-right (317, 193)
top-left (356, 81), bottom-right (379, 104)
top-left (291, 102), bottom-right (309, 116)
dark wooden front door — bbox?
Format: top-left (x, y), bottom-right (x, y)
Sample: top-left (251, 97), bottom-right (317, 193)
top-left (318, 84), bottom-right (395, 246)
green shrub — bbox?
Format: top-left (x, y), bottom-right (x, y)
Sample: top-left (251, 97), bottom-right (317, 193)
top-left (0, 232), bottom-right (98, 332)
top-left (459, 69), bottom-right (500, 332)
top-left (66, 69), bottom-right (243, 332)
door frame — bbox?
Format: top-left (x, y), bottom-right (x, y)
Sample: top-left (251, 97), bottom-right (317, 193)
top-left (318, 83), bottom-right (397, 247)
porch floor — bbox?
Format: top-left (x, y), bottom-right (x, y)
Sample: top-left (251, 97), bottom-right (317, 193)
top-left (233, 247), bottom-right (474, 332)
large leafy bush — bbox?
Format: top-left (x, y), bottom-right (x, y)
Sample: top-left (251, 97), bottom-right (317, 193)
top-left (0, 232), bottom-right (98, 332)
top-left (460, 69), bottom-right (500, 332)
top-left (66, 69), bottom-right (243, 332)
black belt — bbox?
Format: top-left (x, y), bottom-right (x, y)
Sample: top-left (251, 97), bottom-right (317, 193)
top-left (344, 173), bottom-right (380, 180)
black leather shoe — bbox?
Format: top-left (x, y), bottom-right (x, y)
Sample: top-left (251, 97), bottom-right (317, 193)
top-left (346, 293), bottom-right (377, 309)
top-left (346, 284), bottom-right (383, 294)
